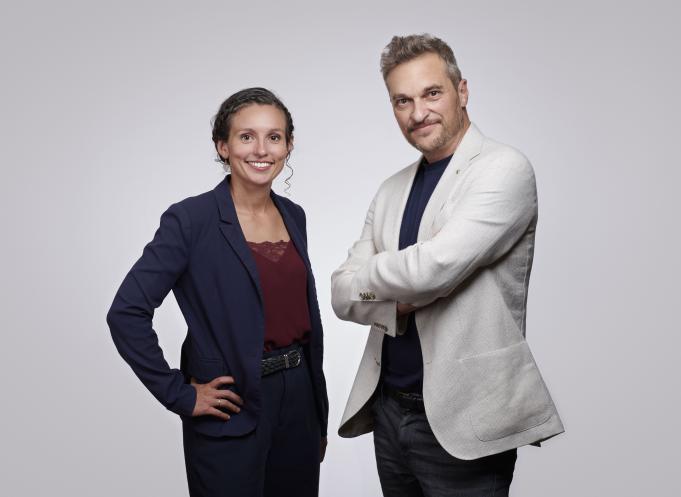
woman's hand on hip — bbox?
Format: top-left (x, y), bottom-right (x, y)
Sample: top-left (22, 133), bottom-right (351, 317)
top-left (190, 376), bottom-right (243, 421)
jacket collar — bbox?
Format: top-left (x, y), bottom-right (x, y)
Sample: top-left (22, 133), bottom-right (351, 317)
top-left (416, 122), bottom-right (484, 241)
top-left (212, 176), bottom-right (262, 301)
top-left (211, 176), bottom-right (311, 300)
top-left (213, 176), bottom-right (239, 224)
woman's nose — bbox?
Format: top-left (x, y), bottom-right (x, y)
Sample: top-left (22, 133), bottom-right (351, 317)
top-left (254, 139), bottom-right (267, 157)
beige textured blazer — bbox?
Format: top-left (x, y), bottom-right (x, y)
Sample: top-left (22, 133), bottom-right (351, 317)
top-left (331, 123), bottom-right (564, 460)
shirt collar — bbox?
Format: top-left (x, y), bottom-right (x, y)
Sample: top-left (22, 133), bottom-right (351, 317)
top-left (419, 153), bottom-right (453, 173)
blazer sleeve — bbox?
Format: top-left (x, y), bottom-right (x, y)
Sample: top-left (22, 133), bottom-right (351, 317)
top-left (106, 203), bottom-right (197, 417)
top-left (331, 196), bottom-right (401, 337)
top-left (348, 153), bottom-right (537, 309)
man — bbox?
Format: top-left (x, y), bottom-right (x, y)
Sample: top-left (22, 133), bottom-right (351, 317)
top-left (331, 34), bottom-right (564, 497)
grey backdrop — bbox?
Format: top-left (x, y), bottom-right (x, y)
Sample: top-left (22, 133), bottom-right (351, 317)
top-left (2, 1), bottom-right (679, 496)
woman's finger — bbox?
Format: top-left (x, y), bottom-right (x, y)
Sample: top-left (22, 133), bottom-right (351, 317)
top-left (215, 389), bottom-right (243, 406)
top-left (210, 376), bottom-right (235, 387)
top-left (214, 398), bottom-right (241, 413)
top-left (208, 407), bottom-right (231, 421)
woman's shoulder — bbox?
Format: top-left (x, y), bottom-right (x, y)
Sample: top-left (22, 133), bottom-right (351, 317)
top-left (272, 191), bottom-right (305, 219)
top-left (163, 184), bottom-right (221, 230)
top-left (174, 188), bottom-right (215, 213)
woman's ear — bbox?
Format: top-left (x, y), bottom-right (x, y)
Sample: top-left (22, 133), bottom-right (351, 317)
top-left (217, 140), bottom-right (229, 163)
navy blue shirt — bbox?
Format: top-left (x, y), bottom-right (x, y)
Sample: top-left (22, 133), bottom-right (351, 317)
top-left (381, 153), bottom-right (453, 392)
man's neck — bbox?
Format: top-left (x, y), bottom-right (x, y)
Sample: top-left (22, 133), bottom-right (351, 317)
top-left (423, 119), bottom-right (471, 164)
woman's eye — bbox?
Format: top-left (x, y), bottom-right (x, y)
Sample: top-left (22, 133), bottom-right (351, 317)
top-left (240, 134), bottom-right (253, 142)
top-left (269, 134), bottom-right (281, 143)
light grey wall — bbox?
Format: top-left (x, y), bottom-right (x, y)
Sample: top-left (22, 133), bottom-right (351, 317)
top-left (1, 1), bottom-right (679, 495)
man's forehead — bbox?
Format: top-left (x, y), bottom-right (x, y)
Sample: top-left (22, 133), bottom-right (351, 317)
top-left (386, 54), bottom-right (451, 96)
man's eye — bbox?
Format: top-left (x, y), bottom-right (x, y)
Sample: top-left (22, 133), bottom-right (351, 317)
top-left (429, 90), bottom-right (440, 97)
top-left (396, 98), bottom-right (408, 106)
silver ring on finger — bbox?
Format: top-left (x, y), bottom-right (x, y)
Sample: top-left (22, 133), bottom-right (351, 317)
top-left (218, 399), bottom-right (222, 407)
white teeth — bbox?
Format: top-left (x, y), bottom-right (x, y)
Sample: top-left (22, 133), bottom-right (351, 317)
top-left (248, 161), bottom-right (272, 169)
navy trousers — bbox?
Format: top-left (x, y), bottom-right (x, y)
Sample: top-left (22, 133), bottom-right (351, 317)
top-left (182, 348), bottom-right (321, 497)
top-left (373, 386), bottom-right (517, 497)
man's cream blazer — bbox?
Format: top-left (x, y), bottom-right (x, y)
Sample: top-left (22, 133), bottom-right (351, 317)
top-left (331, 123), bottom-right (564, 460)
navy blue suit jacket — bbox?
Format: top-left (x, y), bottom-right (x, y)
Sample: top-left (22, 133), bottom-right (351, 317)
top-left (107, 176), bottom-right (328, 437)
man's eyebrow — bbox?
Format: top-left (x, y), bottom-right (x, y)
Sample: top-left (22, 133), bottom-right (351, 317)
top-left (422, 84), bottom-right (445, 94)
top-left (390, 93), bottom-right (410, 102)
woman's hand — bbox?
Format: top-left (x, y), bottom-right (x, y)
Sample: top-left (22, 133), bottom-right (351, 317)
top-left (190, 376), bottom-right (243, 421)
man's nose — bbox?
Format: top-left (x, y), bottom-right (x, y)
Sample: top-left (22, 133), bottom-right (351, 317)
top-left (411, 99), bottom-right (429, 124)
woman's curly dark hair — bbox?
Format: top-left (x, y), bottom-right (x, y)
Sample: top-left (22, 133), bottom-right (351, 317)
top-left (211, 87), bottom-right (294, 166)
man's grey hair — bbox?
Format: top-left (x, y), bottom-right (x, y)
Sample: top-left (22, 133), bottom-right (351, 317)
top-left (380, 34), bottom-right (462, 88)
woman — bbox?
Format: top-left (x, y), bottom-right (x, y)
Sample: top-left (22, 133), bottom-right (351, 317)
top-left (107, 88), bottom-right (328, 497)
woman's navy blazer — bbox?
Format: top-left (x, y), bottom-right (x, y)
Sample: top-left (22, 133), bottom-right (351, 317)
top-left (107, 177), bottom-right (328, 437)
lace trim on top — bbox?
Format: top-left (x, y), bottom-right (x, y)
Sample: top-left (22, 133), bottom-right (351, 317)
top-left (247, 239), bottom-right (289, 263)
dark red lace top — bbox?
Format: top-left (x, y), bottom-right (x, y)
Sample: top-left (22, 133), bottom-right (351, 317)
top-left (247, 240), bottom-right (311, 352)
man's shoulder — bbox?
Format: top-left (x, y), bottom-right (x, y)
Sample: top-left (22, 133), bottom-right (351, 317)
top-left (374, 158), bottom-right (420, 196)
top-left (476, 136), bottom-right (534, 176)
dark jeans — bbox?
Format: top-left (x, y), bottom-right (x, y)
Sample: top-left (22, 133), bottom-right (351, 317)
top-left (373, 387), bottom-right (517, 497)
top-left (182, 347), bottom-right (321, 497)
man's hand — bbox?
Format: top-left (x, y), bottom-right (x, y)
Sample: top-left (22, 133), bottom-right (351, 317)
top-left (190, 376), bottom-right (243, 421)
top-left (397, 302), bottom-right (419, 316)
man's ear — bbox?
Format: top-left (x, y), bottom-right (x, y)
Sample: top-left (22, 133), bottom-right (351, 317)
top-left (458, 79), bottom-right (469, 107)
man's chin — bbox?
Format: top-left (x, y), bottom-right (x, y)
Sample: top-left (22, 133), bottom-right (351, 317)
top-left (412, 140), bottom-right (439, 154)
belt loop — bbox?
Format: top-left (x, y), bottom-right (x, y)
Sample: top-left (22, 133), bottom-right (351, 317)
top-left (284, 353), bottom-right (290, 369)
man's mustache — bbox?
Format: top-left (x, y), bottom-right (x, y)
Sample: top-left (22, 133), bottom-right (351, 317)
top-left (408, 119), bottom-right (440, 132)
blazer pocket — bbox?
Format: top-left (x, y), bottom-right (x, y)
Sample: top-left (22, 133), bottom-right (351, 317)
top-left (186, 355), bottom-right (230, 384)
top-left (460, 340), bottom-right (553, 442)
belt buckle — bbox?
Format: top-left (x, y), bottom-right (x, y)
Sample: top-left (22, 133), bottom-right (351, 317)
top-left (284, 350), bottom-right (301, 369)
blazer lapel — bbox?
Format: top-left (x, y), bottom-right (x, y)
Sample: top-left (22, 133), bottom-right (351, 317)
top-left (213, 176), bottom-right (263, 302)
top-left (417, 123), bottom-right (484, 241)
top-left (271, 193), bottom-right (311, 272)
top-left (386, 160), bottom-right (420, 251)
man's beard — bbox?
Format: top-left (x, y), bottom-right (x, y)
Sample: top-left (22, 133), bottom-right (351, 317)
top-left (408, 119), bottom-right (456, 153)
top-left (411, 121), bottom-right (452, 154)
top-left (409, 114), bottom-right (464, 155)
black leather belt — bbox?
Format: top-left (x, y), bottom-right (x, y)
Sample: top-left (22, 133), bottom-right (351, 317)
top-left (261, 347), bottom-right (302, 377)
top-left (384, 385), bottom-right (425, 412)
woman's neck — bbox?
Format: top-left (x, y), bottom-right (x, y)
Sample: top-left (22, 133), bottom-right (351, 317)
top-left (229, 176), bottom-right (272, 215)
